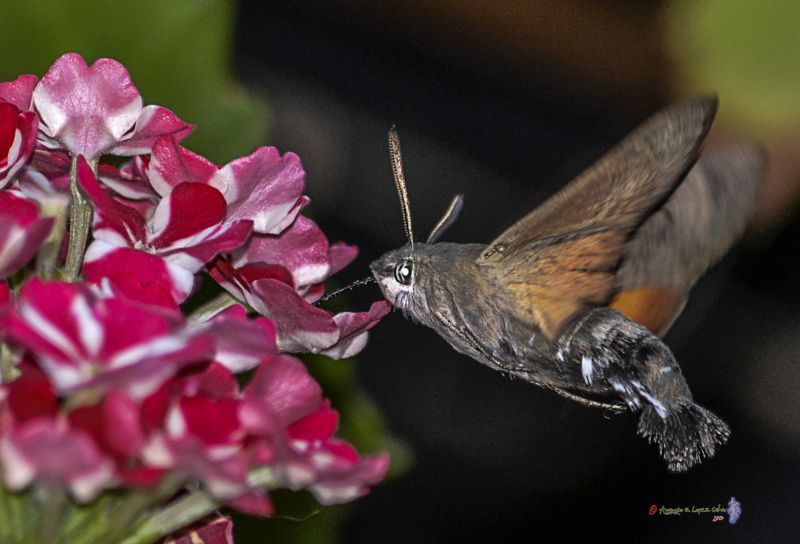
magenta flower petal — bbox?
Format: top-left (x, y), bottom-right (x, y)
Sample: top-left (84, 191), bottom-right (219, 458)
top-left (209, 147), bottom-right (306, 234)
top-left (149, 182), bottom-right (228, 248)
top-left (250, 278), bottom-right (340, 353)
top-left (0, 191), bottom-right (54, 278)
top-left (274, 402), bottom-right (390, 503)
top-left (161, 219), bottom-right (254, 275)
top-left (102, 390), bottom-right (145, 458)
top-left (328, 242), bottom-right (358, 275)
top-left (109, 105), bottom-right (193, 157)
top-left (286, 401), bottom-right (338, 442)
top-left (319, 301), bottom-right (392, 359)
top-left (117, 467), bottom-right (166, 488)
top-left (0, 417), bottom-right (115, 502)
top-left (229, 492), bottom-right (274, 517)
top-left (77, 155), bottom-right (147, 245)
top-left (203, 305), bottom-right (276, 373)
top-left (176, 362), bottom-right (238, 399)
top-left (33, 53), bottom-right (143, 159)
top-left (97, 162), bottom-right (159, 203)
top-left (0, 102), bottom-right (38, 188)
top-left (241, 354), bottom-right (322, 430)
top-left (210, 251), bottom-right (387, 358)
top-left (148, 182), bottom-right (253, 272)
top-left (180, 396), bottom-right (242, 446)
top-left (6, 279), bottom-right (214, 398)
top-left (82, 156), bottom-right (252, 277)
top-left (310, 452), bottom-right (390, 505)
top-left (235, 216), bottom-right (331, 288)
top-left (147, 135), bottom-right (218, 196)
top-left (6, 363), bottom-right (59, 422)
top-left (145, 420), bottom-right (248, 500)
top-left (83, 244), bottom-right (195, 308)
top-left (17, 148), bottom-right (72, 198)
top-left (0, 74), bottom-right (37, 111)
top-left (168, 516), bottom-right (235, 544)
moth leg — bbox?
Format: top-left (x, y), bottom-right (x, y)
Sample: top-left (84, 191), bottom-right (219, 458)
top-left (546, 386), bottom-right (626, 412)
top-left (451, 317), bottom-right (627, 412)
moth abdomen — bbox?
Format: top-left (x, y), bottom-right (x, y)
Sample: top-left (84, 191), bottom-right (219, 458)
top-left (559, 307), bottom-right (730, 471)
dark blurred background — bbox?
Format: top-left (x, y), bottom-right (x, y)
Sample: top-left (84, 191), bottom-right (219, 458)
top-left (231, 2), bottom-right (800, 543)
top-left (3, 0), bottom-right (798, 542)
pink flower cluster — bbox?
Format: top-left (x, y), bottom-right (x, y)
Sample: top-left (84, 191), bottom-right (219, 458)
top-left (0, 53), bottom-right (389, 517)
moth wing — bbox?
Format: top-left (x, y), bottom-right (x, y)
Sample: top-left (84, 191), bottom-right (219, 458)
top-left (610, 143), bottom-right (766, 336)
top-left (477, 98), bottom-right (717, 340)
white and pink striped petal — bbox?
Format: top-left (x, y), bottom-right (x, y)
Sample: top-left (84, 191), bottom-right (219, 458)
top-left (32, 53), bottom-right (191, 159)
top-left (0, 101), bottom-right (38, 189)
top-left (0, 417), bottom-right (115, 502)
top-left (0, 191), bottom-right (54, 278)
top-left (6, 279), bottom-right (214, 399)
top-left (208, 147), bottom-right (306, 234)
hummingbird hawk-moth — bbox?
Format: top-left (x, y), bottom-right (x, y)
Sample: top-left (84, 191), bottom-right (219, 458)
top-left (370, 97), bottom-right (765, 472)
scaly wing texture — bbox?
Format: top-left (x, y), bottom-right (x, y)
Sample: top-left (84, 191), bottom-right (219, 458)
top-left (477, 98), bottom-right (717, 340)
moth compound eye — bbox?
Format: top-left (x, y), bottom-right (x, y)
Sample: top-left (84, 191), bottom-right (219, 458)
top-left (394, 259), bottom-right (414, 285)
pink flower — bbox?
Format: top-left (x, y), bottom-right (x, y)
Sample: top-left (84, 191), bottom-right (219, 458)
top-left (83, 247), bottom-right (194, 310)
top-left (210, 216), bottom-right (390, 358)
top-left (148, 136), bottom-right (306, 235)
top-left (133, 355), bottom-right (388, 511)
top-left (32, 53), bottom-right (193, 159)
top-left (201, 305), bottom-right (277, 374)
top-left (144, 393), bottom-right (251, 500)
top-left (0, 417), bottom-right (115, 502)
top-left (284, 403), bottom-right (390, 505)
top-left (240, 358), bottom-right (389, 504)
top-left (0, 100), bottom-right (38, 189)
top-left (0, 53), bottom-right (392, 538)
top-left (0, 190), bottom-right (54, 278)
top-left (77, 156), bottom-right (253, 304)
top-left (5, 279), bottom-right (215, 399)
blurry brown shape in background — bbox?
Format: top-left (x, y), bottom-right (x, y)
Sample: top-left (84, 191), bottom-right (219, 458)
top-left (335, 0), bottom-right (669, 106)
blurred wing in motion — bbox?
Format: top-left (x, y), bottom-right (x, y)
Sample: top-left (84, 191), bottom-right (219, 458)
top-left (610, 144), bottom-right (766, 336)
top-left (478, 98), bottom-right (718, 340)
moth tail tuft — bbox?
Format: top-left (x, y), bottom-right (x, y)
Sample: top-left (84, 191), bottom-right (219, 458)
top-left (637, 401), bottom-right (730, 472)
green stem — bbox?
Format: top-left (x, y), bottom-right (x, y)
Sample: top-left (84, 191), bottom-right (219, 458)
top-left (35, 194), bottom-right (70, 280)
top-left (117, 490), bottom-right (220, 544)
top-left (0, 342), bottom-right (20, 384)
top-left (64, 155), bottom-right (95, 281)
top-left (7, 488), bottom-right (31, 543)
top-left (0, 487), bottom-right (10, 542)
top-left (37, 487), bottom-right (68, 544)
top-left (60, 492), bottom-right (116, 544)
top-left (187, 292), bottom-right (238, 322)
top-left (103, 475), bottom-right (186, 542)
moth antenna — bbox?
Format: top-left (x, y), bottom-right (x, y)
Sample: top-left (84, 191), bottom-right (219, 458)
top-left (388, 127), bottom-right (415, 250)
top-left (426, 194), bottom-right (464, 243)
top-left (314, 276), bottom-right (377, 305)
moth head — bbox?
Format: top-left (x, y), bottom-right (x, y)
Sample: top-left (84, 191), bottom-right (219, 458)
top-left (370, 246), bottom-right (418, 311)
top-left (371, 128), bottom-right (464, 313)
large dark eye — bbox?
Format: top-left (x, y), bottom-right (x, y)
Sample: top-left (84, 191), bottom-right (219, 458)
top-left (393, 259), bottom-right (414, 285)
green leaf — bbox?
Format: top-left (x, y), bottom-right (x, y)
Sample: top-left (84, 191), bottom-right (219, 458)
top-left (0, 0), bottom-right (269, 162)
